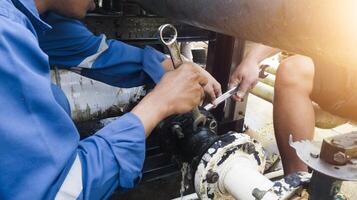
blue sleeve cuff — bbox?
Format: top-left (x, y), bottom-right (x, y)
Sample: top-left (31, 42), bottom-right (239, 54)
top-left (142, 46), bottom-right (166, 84)
top-left (97, 112), bottom-right (146, 188)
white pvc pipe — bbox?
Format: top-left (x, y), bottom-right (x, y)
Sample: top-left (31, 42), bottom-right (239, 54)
top-left (172, 193), bottom-right (198, 200)
top-left (220, 157), bottom-right (279, 200)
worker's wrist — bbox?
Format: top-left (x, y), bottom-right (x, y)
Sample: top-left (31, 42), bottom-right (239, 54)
top-left (149, 90), bottom-right (172, 118)
top-left (240, 57), bottom-right (260, 69)
top-left (244, 44), bottom-right (277, 64)
top-left (134, 91), bottom-right (170, 120)
top-left (244, 53), bottom-right (263, 65)
top-left (131, 92), bottom-right (170, 136)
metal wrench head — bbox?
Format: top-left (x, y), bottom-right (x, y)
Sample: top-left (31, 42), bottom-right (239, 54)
top-left (259, 64), bottom-right (269, 79)
top-left (158, 24), bottom-right (183, 68)
top-left (158, 24), bottom-right (178, 46)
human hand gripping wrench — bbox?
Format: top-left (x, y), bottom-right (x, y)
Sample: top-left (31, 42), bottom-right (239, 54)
top-left (204, 64), bottom-right (269, 110)
top-left (158, 24), bottom-right (206, 130)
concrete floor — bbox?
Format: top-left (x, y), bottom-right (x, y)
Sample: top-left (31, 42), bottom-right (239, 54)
top-left (245, 94), bottom-right (357, 200)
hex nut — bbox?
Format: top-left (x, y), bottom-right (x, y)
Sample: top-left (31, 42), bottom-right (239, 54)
top-left (206, 171), bottom-right (219, 183)
top-left (333, 152), bottom-right (347, 165)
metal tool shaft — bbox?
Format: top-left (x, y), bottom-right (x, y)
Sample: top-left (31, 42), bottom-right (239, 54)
top-left (204, 86), bottom-right (239, 111)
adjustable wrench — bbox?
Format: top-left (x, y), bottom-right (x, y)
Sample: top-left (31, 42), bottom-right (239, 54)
top-left (158, 24), bottom-right (206, 130)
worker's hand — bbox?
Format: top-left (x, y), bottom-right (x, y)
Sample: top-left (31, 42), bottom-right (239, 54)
top-left (162, 58), bottom-right (221, 102)
top-left (194, 64), bottom-right (222, 102)
top-left (229, 59), bottom-right (260, 102)
top-left (154, 63), bottom-right (208, 115)
top-left (132, 64), bottom-right (208, 135)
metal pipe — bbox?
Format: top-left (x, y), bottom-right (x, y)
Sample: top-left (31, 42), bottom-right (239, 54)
top-left (222, 162), bottom-right (311, 200)
top-left (251, 82), bottom-right (274, 103)
top-left (133, 0), bottom-right (357, 68)
top-left (265, 65), bottom-right (277, 75)
top-left (220, 157), bottom-right (276, 200)
top-left (251, 81), bottom-right (348, 128)
top-left (308, 171), bottom-right (343, 200)
top-left (194, 133), bottom-right (311, 200)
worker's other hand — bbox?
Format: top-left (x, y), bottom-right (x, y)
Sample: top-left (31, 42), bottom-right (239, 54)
top-left (229, 59), bottom-right (260, 102)
top-left (162, 58), bottom-right (221, 102)
top-left (153, 63), bottom-right (208, 116)
top-left (194, 64), bottom-right (222, 102)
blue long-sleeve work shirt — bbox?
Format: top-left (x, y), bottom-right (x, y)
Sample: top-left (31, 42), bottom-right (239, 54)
top-left (0, 0), bottom-right (167, 199)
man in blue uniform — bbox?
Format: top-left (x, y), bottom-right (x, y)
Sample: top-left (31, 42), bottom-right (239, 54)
top-left (0, 0), bottom-right (221, 199)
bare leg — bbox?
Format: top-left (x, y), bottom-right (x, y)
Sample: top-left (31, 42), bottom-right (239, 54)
top-left (273, 55), bottom-right (315, 174)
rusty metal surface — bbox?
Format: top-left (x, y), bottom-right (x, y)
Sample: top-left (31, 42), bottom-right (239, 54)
top-left (132, 0), bottom-right (357, 68)
top-left (84, 15), bottom-right (214, 44)
top-left (320, 132), bottom-right (357, 165)
top-left (289, 136), bottom-right (357, 181)
top-left (87, 1), bottom-right (215, 44)
top-left (51, 70), bottom-right (145, 122)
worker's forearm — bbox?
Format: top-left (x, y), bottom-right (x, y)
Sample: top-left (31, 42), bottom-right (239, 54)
top-left (131, 58), bottom-right (171, 135)
top-left (131, 92), bottom-right (169, 137)
top-left (134, 58), bottom-right (191, 136)
top-left (244, 43), bottom-right (280, 64)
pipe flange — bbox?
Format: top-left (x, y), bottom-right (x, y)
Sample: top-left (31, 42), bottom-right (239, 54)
top-left (194, 132), bottom-right (266, 200)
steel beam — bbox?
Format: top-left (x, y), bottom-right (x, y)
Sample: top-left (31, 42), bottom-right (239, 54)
top-left (133, 0), bottom-right (357, 67)
top-left (205, 33), bottom-right (235, 122)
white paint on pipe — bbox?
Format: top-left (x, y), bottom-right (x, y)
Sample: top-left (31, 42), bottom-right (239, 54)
top-left (194, 133), bottom-right (267, 200)
top-left (172, 193), bottom-right (198, 200)
top-left (219, 157), bottom-right (277, 200)
top-left (264, 169), bottom-right (284, 180)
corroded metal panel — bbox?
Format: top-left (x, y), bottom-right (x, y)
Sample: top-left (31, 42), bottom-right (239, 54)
top-left (51, 70), bottom-right (145, 122)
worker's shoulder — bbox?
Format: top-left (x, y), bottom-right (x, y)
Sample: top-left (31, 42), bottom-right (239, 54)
top-left (0, 0), bottom-right (10, 18)
top-left (0, 0), bottom-right (31, 29)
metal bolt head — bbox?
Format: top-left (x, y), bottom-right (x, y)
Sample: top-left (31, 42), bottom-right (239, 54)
top-left (333, 152), bottom-right (347, 165)
top-left (334, 193), bottom-right (347, 200)
top-left (247, 143), bottom-right (256, 154)
top-left (172, 124), bottom-right (184, 139)
top-left (206, 171), bottom-right (219, 183)
top-left (208, 120), bottom-right (217, 131)
top-left (310, 152), bottom-right (319, 158)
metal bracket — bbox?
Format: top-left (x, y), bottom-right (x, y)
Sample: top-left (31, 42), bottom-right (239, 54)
top-left (289, 135), bottom-right (357, 181)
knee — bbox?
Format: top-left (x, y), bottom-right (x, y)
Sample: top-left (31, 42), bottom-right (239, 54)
top-left (276, 55), bottom-right (314, 88)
